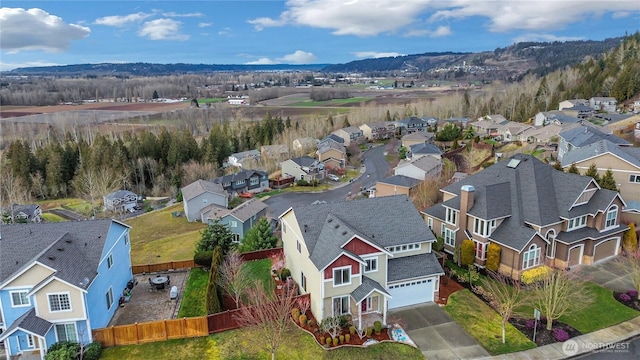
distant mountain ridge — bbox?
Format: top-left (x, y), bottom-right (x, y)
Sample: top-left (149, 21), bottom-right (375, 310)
top-left (4, 36), bottom-right (624, 78)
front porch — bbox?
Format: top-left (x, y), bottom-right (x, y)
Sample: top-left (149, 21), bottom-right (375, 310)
top-left (352, 311), bottom-right (384, 330)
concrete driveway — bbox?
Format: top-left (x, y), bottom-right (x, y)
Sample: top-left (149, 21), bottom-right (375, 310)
top-left (389, 303), bottom-right (490, 360)
top-left (578, 257), bottom-right (634, 292)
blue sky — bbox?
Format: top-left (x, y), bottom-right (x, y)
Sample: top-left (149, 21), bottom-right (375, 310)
top-left (1, 1), bottom-right (639, 71)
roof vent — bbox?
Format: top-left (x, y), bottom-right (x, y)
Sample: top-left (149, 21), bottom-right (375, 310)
top-left (334, 224), bottom-right (340, 229)
top-left (48, 256), bottom-right (56, 260)
top-left (304, 224), bottom-right (308, 233)
top-left (57, 248), bottom-right (64, 251)
top-left (328, 218), bottom-right (333, 223)
top-left (342, 231), bottom-right (347, 236)
top-left (65, 239), bottom-right (72, 243)
top-left (84, 242), bottom-right (87, 247)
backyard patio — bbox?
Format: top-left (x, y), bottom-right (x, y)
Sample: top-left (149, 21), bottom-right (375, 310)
top-left (108, 270), bottom-right (189, 326)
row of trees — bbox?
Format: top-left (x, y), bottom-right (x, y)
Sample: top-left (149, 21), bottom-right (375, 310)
top-left (561, 162), bottom-right (619, 191)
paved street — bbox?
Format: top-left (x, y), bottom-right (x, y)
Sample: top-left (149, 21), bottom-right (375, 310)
top-left (264, 143), bottom-right (390, 218)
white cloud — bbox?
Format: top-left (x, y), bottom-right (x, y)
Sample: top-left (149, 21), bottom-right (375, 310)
top-left (513, 33), bottom-right (584, 43)
top-left (278, 50), bottom-right (317, 63)
top-left (95, 12), bottom-right (152, 27)
top-left (247, 17), bottom-right (287, 31)
top-left (198, 22), bottom-right (213, 28)
top-left (138, 19), bottom-right (189, 41)
top-left (429, 0), bottom-right (637, 32)
top-left (0, 8), bottom-right (90, 53)
top-left (353, 51), bottom-right (406, 59)
top-left (245, 57), bottom-right (277, 65)
top-left (0, 60), bottom-right (62, 71)
top-left (218, 27), bottom-right (233, 36)
top-left (405, 25), bottom-right (452, 38)
top-left (162, 12), bottom-right (203, 18)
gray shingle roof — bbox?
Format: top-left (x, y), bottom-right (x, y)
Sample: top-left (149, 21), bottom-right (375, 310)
top-left (291, 156), bottom-right (317, 167)
top-left (212, 169), bottom-right (267, 185)
top-left (424, 154), bottom-right (621, 252)
top-left (560, 126), bottom-right (631, 148)
top-left (387, 253), bottom-right (444, 282)
top-left (104, 190), bottom-right (137, 201)
top-left (288, 196), bottom-right (435, 270)
top-left (378, 175), bottom-right (422, 188)
top-left (181, 179), bottom-right (227, 202)
top-left (561, 139), bottom-right (640, 168)
top-left (556, 224), bottom-right (629, 245)
top-left (409, 143), bottom-right (441, 156)
top-left (209, 198), bottom-right (267, 222)
top-left (0, 308), bottom-right (53, 340)
top-left (0, 219), bottom-right (118, 290)
top-left (351, 276), bottom-right (391, 303)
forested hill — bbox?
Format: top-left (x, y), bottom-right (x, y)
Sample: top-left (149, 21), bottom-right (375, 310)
top-left (322, 37), bottom-right (624, 78)
top-left (6, 62), bottom-right (329, 76)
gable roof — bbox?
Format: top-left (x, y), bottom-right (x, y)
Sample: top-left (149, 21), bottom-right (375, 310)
top-left (378, 175), bottom-right (422, 188)
top-left (230, 149), bottom-right (260, 159)
top-left (181, 179), bottom-right (227, 202)
top-left (351, 276), bottom-right (391, 303)
top-left (425, 154), bottom-right (621, 252)
top-left (291, 155), bottom-right (318, 167)
top-left (387, 253), bottom-right (444, 282)
top-left (286, 196), bottom-right (435, 270)
top-left (0, 219), bottom-right (121, 290)
top-left (561, 139), bottom-right (640, 168)
top-left (409, 143), bottom-right (441, 156)
top-left (104, 190), bottom-right (137, 201)
top-left (0, 308), bottom-right (53, 341)
top-left (402, 132), bottom-right (434, 142)
top-left (7, 204), bottom-right (40, 217)
top-left (396, 155), bottom-right (441, 173)
top-left (212, 169), bottom-right (267, 185)
top-left (202, 198), bottom-right (268, 223)
top-left (317, 139), bottom-right (346, 154)
top-left (321, 134), bottom-right (345, 144)
top-left (559, 126), bottom-right (631, 148)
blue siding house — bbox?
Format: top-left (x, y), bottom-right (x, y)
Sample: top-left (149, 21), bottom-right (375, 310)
top-left (0, 219), bottom-right (132, 359)
top-left (201, 198), bottom-right (268, 243)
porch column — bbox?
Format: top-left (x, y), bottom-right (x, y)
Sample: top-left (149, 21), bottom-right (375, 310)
top-left (358, 301), bottom-right (363, 331)
top-left (383, 297), bottom-right (388, 325)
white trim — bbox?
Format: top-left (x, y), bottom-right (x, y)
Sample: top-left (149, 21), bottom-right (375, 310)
top-left (569, 179), bottom-right (601, 210)
top-left (319, 252), bottom-right (366, 272)
top-left (0, 261), bottom-right (57, 289)
top-left (387, 274), bottom-right (444, 286)
top-left (567, 244), bottom-right (584, 267)
top-left (340, 235), bottom-right (391, 256)
top-left (47, 292), bottom-right (72, 313)
top-left (54, 322), bottom-right (78, 343)
top-left (9, 290), bottom-right (31, 308)
top-left (603, 205), bottom-right (619, 230)
top-left (28, 275), bottom-right (88, 296)
top-left (332, 266), bottom-right (352, 287)
top-left (565, 151), bottom-right (640, 174)
top-left (99, 228), bottom-right (127, 268)
top-left (331, 295), bottom-right (351, 316)
top-left (106, 287), bottom-right (114, 310)
top-left (593, 237), bottom-right (621, 262)
top-left (362, 256), bottom-right (378, 273)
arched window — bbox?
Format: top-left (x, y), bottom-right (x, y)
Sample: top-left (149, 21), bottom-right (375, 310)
top-left (523, 244), bottom-right (541, 270)
top-left (605, 206), bottom-right (618, 229)
top-left (545, 230), bottom-right (556, 258)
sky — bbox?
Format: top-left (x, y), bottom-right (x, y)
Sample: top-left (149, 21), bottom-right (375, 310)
top-left (1, 1), bottom-right (639, 71)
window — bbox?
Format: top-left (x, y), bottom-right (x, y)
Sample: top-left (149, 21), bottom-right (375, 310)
top-left (444, 228), bottom-right (456, 247)
top-left (365, 295), bottom-right (378, 312)
top-left (107, 254), bottom-right (113, 269)
top-left (49, 293), bottom-right (71, 312)
top-left (333, 296), bottom-right (350, 316)
top-left (250, 177), bottom-right (259, 186)
top-left (333, 267), bottom-right (351, 286)
top-left (236, 179), bottom-right (246, 185)
top-left (474, 241), bottom-right (487, 260)
top-left (605, 206), bottom-right (618, 228)
top-left (231, 234), bottom-right (240, 243)
top-left (629, 174), bottom-right (640, 183)
top-left (229, 221), bottom-right (238, 228)
top-left (364, 258), bottom-right (378, 273)
top-left (567, 215), bottom-right (587, 231)
top-left (124, 234), bottom-right (129, 245)
top-left (10, 291), bottom-right (30, 307)
top-left (55, 323), bottom-right (77, 342)
top-left (441, 223), bottom-right (446, 237)
top-left (27, 335), bottom-right (35, 348)
top-left (301, 272), bottom-right (307, 292)
top-left (427, 217), bottom-right (433, 230)
top-left (387, 243), bottom-right (421, 253)
top-left (522, 244), bottom-right (541, 270)
top-left (106, 288), bottom-right (114, 310)
top-left (473, 218), bottom-right (497, 237)
top-left (202, 198), bottom-right (208, 204)
top-left (445, 208), bottom-right (458, 225)
top-left (296, 240), bottom-right (301, 253)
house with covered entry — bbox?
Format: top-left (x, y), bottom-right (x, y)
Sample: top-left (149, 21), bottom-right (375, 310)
top-left (211, 169), bottom-right (269, 196)
top-left (0, 219), bottom-right (132, 359)
top-left (422, 153), bottom-right (627, 280)
top-left (181, 179), bottom-right (229, 222)
top-left (280, 156), bottom-right (325, 182)
top-left (103, 190), bottom-right (138, 213)
top-left (280, 196), bottom-right (444, 329)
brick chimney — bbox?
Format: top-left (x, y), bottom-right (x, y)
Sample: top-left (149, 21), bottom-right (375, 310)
top-left (459, 185), bottom-right (475, 235)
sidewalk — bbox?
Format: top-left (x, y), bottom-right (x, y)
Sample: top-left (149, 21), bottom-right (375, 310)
top-left (487, 316), bottom-right (640, 359)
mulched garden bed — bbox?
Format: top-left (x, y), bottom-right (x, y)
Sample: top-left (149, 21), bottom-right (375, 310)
top-left (509, 317), bottom-right (582, 347)
top-left (294, 310), bottom-right (391, 348)
top-left (613, 289), bottom-right (640, 311)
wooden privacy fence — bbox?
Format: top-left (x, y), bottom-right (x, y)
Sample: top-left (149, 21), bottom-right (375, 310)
top-left (93, 317), bottom-right (208, 347)
top-left (132, 260), bottom-right (197, 274)
top-left (239, 247), bottom-right (282, 262)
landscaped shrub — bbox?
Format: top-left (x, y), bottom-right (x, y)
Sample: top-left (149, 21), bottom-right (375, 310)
top-left (296, 179), bottom-right (309, 186)
top-left (619, 293), bottom-right (632, 302)
top-left (193, 250), bottom-right (214, 268)
top-left (333, 338), bottom-right (339, 347)
top-left (365, 327), bottom-right (373, 337)
top-left (623, 223), bottom-right (638, 252)
top-left (349, 325), bottom-right (356, 335)
top-left (460, 239), bottom-right (475, 266)
top-left (486, 243), bottom-right (501, 271)
top-left (291, 308), bottom-right (300, 320)
top-left (553, 328), bottom-right (570, 342)
top-left (339, 335), bottom-right (345, 344)
top-left (373, 320), bottom-right (382, 335)
top-left (525, 319), bottom-right (536, 330)
top-left (299, 314), bottom-right (307, 326)
top-left (521, 266), bottom-right (552, 284)
top-left (83, 341), bottom-right (103, 360)
top-left (307, 320), bottom-right (315, 327)
top-left (325, 337), bottom-right (332, 346)
top-left (339, 314), bottom-right (352, 328)
top-left (345, 334), bottom-right (351, 342)
top-left (627, 289), bottom-right (639, 299)
top-left (279, 268), bottom-right (291, 281)
top-left (45, 342), bottom-right (80, 360)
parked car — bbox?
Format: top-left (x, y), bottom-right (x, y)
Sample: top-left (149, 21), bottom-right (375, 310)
top-left (327, 174), bottom-right (340, 181)
top-left (238, 192), bottom-right (253, 198)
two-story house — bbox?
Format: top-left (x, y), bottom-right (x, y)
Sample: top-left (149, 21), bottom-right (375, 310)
top-left (212, 169), bottom-right (269, 196)
top-left (359, 122), bottom-right (395, 141)
top-left (0, 220), bottom-right (132, 359)
top-left (589, 97), bottom-right (617, 113)
top-left (401, 132), bottom-right (435, 148)
top-left (422, 154), bottom-right (627, 280)
top-left (103, 190), bottom-right (138, 213)
top-left (316, 139), bottom-right (346, 171)
top-left (280, 196), bottom-right (443, 329)
top-left (394, 155), bottom-right (442, 181)
top-left (227, 150), bottom-right (261, 168)
top-left (395, 117), bottom-right (428, 134)
top-left (181, 179), bottom-right (229, 222)
top-left (558, 125), bottom-right (631, 162)
top-left (280, 156), bottom-right (325, 182)
top-left (3, 204), bottom-right (42, 223)
top-left (331, 127), bottom-right (364, 147)
top-left (201, 198), bottom-right (268, 243)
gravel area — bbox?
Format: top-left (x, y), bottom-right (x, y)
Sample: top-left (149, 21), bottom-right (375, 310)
top-left (108, 270), bottom-right (189, 326)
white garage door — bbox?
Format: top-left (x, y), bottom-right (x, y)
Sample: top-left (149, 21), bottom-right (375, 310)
top-left (388, 278), bottom-right (434, 309)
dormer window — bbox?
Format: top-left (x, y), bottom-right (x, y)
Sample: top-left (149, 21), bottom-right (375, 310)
top-left (473, 218), bottom-right (496, 237)
top-left (445, 208), bottom-right (458, 225)
top-left (567, 215), bottom-right (587, 231)
top-left (605, 206), bottom-right (618, 229)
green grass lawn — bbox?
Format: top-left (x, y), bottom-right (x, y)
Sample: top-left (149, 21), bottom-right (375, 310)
top-left (290, 97), bottom-right (371, 107)
top-left (198, 98), bottom-right (227, 104)
top-left (41, 212), bottom-right (66, 222)
top-left (444, 289), bottom-right (536, 355)
top-left (124, 203), bottom-right (205, 265)
top-left (244, 258), bottom-right (274, 292)
top-left (177, 268), bottom-right (209, 318)
top-left (101, 324), bottom-right (423, 360)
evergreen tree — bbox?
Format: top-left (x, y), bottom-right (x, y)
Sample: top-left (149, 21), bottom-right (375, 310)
top-left (598, 169), bottom-right (618, 191)
top-left (206, 247), bottom-right (224, 314)
top-left (196, 219), bottom-right (235, 255)
top-left (239, 218), bottom-right (278, 252)
top-left (385, 110), bottom-right (392, 122)
top-left (152, 90), bottom-right (159, 100)
top-left (342, 116), bottom-right (351, 127)
top-left (553, 161), bottom-right (563, 171)
top-left (567, 163), bottom-right (580, 174)
top-left (584, 163), bottom-right (600, 182)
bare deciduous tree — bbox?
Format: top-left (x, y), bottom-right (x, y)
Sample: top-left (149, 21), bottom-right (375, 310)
top-left (530, 270), bottom-right (593, 330)
top-left (218, 250), bottom-right (251, 308)
top-left (480, 271), bottom-right (530, 344)
top-left (234, 284), bottom-right (297, 360)
top-left (72, 164), bottom-right (123, 217)
top-left (618, 249), bottom-right (640, 300)
top-left (0, 170), bottom-right (30, 222)
top-left (320, 316), bottom-right (342, 340)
